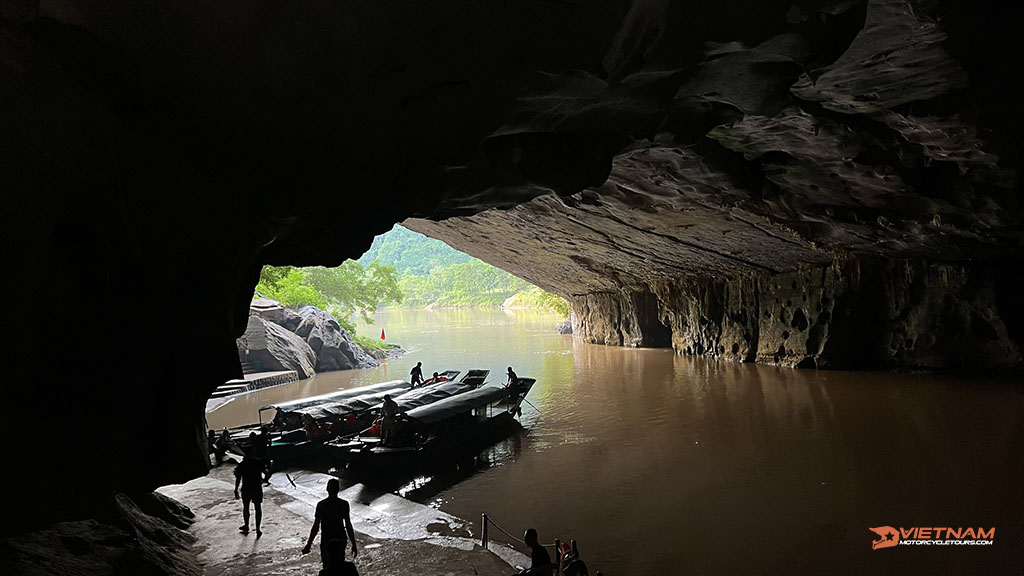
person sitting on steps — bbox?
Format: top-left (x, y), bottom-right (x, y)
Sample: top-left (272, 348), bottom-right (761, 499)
top-left (516, 528), bottom-right (551, 576)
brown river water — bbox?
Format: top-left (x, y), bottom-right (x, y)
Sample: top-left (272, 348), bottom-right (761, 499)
top-left (207, 308), bottom-right (1024, 575)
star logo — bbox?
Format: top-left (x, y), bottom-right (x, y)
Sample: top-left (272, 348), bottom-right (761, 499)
top-left (869, 526), bottom-right (900, 550)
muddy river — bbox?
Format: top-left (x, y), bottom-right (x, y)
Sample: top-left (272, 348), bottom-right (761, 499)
top-left (208, 308), bottom-right (1024, 575)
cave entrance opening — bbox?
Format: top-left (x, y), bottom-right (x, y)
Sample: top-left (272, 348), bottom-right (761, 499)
top-left (227, 223), bottom-right (574, 399)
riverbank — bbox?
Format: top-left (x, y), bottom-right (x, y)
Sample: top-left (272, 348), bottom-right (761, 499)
top-left (158, 463), bottom-right (527, 576)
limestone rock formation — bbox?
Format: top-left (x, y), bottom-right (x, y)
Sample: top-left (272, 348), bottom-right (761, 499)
top-left (239, 299), bottom-right (379, 373)
top-left (236, 315), bottom-right (317, 379)
top-left (556, 317), bottom-right (574, 335)
top-left (4, 0), bottom-right (1024, 531)
top-left (0, 493), bottom-right (200, 576)
top-left (295, 306), bottom-right (379, 371)
top-left (249, 297), bottom-right (286, 326)
top-left (133, 491), bottom-right (197, 532)
top-left (405, 0), bottom-right (1024, 372)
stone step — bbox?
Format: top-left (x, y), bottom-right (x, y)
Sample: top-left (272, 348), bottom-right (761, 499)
top-left (210, 370), bottom-right (299, 400)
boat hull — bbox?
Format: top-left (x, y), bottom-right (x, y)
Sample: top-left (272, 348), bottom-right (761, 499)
top-left (339, 411), bottom-right (524, 473)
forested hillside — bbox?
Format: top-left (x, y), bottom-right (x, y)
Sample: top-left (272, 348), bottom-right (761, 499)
top-left (360, 225), bottom-right (567, 312)
top-left (357, 225), bottom-right (471, 276)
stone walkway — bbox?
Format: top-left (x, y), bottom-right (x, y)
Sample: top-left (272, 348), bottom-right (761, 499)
top-left (159, 465), bottom-right (527, 576)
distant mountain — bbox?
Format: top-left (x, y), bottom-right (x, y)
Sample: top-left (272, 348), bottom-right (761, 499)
top-left (358, 224), bottom-right (568, 313)
top-left (358, 224), bottom-right (472, 277)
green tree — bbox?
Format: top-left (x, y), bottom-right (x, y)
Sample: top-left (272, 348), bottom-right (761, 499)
top-left (257, 265), bottom-right (292, 293)
top-left (305, 261), bottom-right (403, 324)
top-left (503, 285), bottom-right (571, 316)
top-left (255, 267), bottom-right (327, 308)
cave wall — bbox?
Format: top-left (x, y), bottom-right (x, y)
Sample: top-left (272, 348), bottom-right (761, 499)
top-left (572, 289), bottom-right (671, 347)
top-left (1, 0), bottom-right (630, 529)
top-left (657, 258), bottom-right (1022, 370)
top-left (4, 0), bottom-right (1024, 531)
top-left (554, 258), bottom-right (1022, 371)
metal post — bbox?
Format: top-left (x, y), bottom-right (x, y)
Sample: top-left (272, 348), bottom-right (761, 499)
top-left (481, 513), bottom-right (489, 548)
top-left (554, 538), bottom-right (562, 575)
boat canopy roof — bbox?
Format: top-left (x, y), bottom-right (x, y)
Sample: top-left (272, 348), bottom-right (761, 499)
top-left (406, 385), bottom-right (513, 425)
top-left (260, 379), bottom-right (411, 412)
top-left (284, 371), bottom-right (484, 423)
top-left (286, 387), bottom-right (409, 421)
top-left (390, 380), bottom-right (477, 412)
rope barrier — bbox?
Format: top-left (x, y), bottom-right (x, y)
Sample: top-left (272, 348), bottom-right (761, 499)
top-left (483, 514), bottom-right (556, 547)
top-left (485, 516), bottom-right (525, 544)
top-left (482, 514), bottom-right (604, 574)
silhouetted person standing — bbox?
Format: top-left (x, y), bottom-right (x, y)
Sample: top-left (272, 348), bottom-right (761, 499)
top-left (318, 538), bottom-right (358, 575)
top-left (234, 447), bottom-right (265, 537)
top-left (518, 528), bottom-right (551, 575)
top-left (207, 429), bottom-right (218, 465)
top-left (506, 366), bottom-right (519, 387)
top-left (303, 478), bottom-right (358, 571)
top-left (215, 429), bottom-right (231, 464)
top-left (410, 362), bottom-right (424, 387)
top-left (380, 394), bottom-right (399, 446)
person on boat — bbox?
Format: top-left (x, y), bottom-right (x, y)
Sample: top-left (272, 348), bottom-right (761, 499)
top-left (207, 429), bottom-right (218, 465)
top-left (424, 371), bottom-right (448, 385)
top-left (410, 362), bottom-right (424, 387)
top-left (517, 528), bottom-right (552, 575)
top-left (233, 447), bottom-right (266, 538)
top-left (215, 429), bottom-right (231, 464)
top-left (380, 394), bottom-right (399, 445)
top-left (302, 478), bottom-right (358, 570)
top-left (303, 413), bottom-right (330, 440)
top-left (506, 366), bottom-right (519, 387)
top-left (343, 412), bottom-right (358, 432)
top-left (252, 428), bottom-right (273, 485)
top-left (560, 539), bottom-right (589, 576)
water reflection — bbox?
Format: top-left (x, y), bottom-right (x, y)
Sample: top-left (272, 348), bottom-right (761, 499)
top-left (209, 309), bottom-right (1024, 575)
top-left (395, 435), bottom-right (527, 506)
top-left (436, 338), bottom-right (1023, 576)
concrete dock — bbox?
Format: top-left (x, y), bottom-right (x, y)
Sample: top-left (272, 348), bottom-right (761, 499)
top-left (159, 464), bottom-right (528, 576)
top-left (208, 371), bottom-right (300, 401)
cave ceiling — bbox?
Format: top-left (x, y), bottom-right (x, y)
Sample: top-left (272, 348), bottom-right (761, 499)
top-left (406, 0), bottom-right (1023, 297)
top-left (4, 0), bottom-right (1020, 287)
top-left (3, 0), bottom-right (1024, 529)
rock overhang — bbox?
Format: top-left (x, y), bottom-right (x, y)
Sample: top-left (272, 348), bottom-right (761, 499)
top-left (3, 0), bottom-right (1024, 530)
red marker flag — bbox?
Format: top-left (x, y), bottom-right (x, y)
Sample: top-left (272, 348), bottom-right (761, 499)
top-left (380, 329), bottom-right (386, 340)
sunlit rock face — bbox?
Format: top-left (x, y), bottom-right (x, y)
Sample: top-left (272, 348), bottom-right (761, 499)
top-left (3, 0), bottom-right (1022, 528)
top-left (407, 0), bottom-right (1024, 372)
